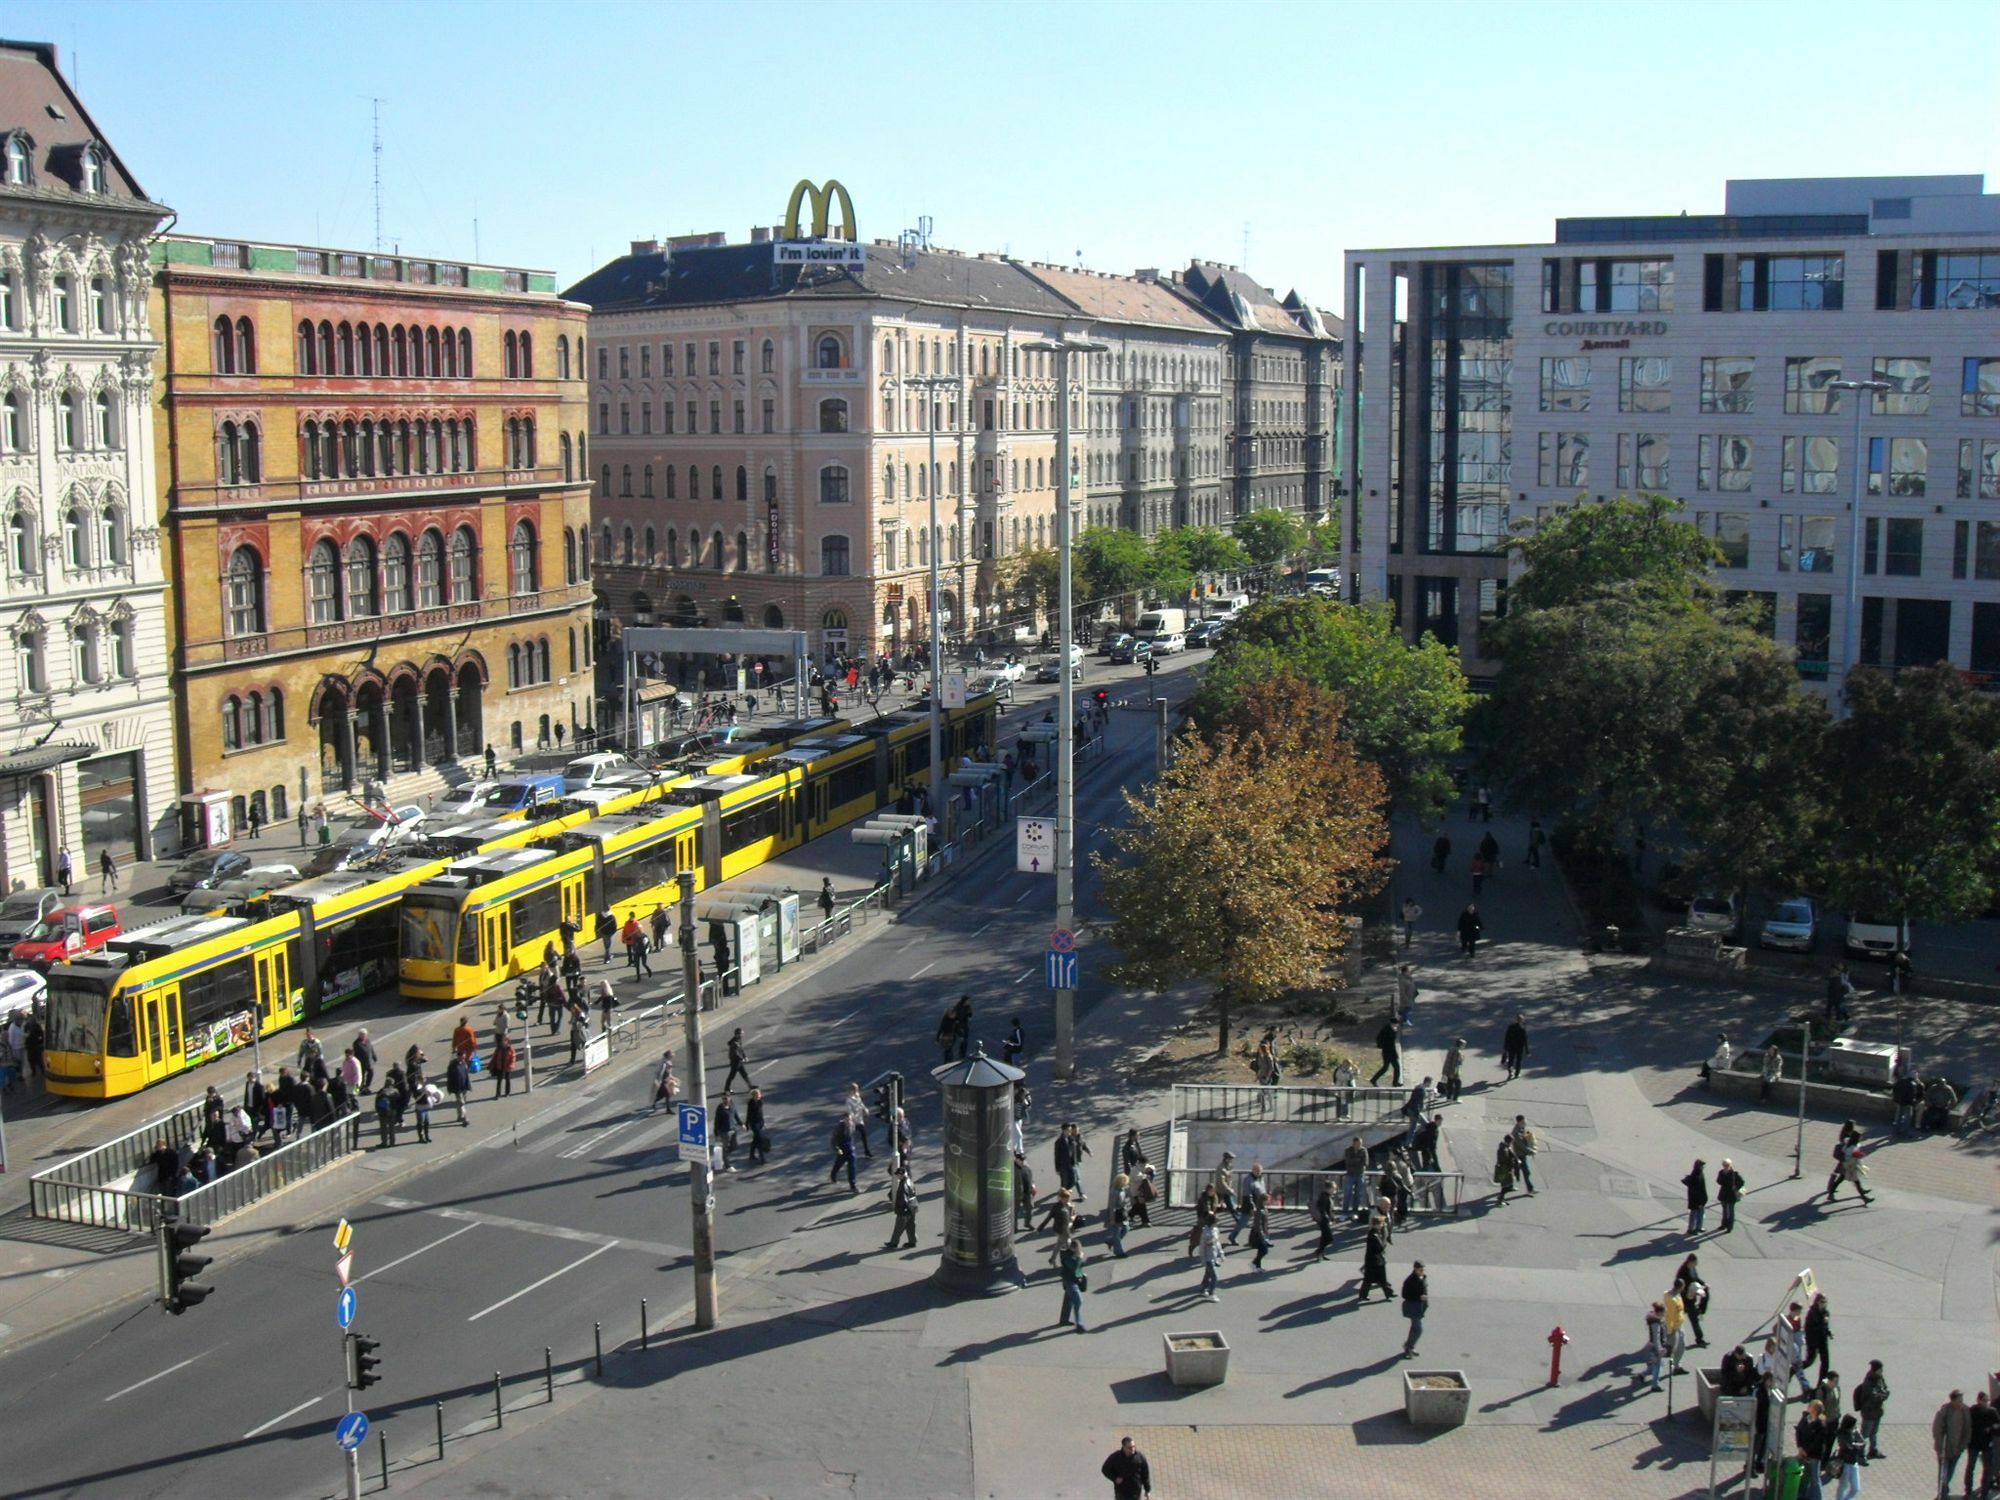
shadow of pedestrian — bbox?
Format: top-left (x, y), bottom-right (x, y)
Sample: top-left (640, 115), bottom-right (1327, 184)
top-left (1285, 1349), bottom-right (1401, 1397)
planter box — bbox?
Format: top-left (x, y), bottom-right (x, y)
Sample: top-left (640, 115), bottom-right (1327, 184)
top-left (1695, 1367), bottom-right (1722, 1424)
top-left (1403, 1369), bottom-right (1471, 1427)
top-left (1162, 1331), bottom-right (1229, 1388)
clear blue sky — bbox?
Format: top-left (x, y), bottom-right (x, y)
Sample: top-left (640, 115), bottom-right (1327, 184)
top-left (14, 0), bottom-right (1998, 313)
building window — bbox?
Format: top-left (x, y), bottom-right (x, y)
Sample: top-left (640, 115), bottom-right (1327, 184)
top-left (1617, 357), bottom-right (1671, 414)
top-left (1781, 435), bottom-right (1840, 495)
top-left (1777, 514), bottom-right (1837, 574)
top-left (1536, 432), bottom-right (1588, 488)
top-left (98, 502), bottom-right (126, 565)
top-left (1615, 433), bottom-right (1670, 489)
top-left (1960, 439), bottom-right (2000, 500)
top-left (1699, 355), bottom-right (1754, 414)
top-left (109, 615), bottom-right (133, 678)
top-left (1909, 250), bottom-right (2000, 310)
top-left (821, 465), bottom-right (849, 504)
top-left (1697, 434), bottom-right (1753, 492)
top-left (62, 506), bottom-right (86, 569)
top-left (1868, 436), bottom-right (1928, 497)
top-left (619, 464), bottom-right (632, 497)
top-left (1699, 511), bottom-right (1751, 568)
top-left (510, 519), bottom-right (539, 595)
top-left (820, 535), bottom-right (850, 576)
top-left (308, 538), bottom-right (341, 622)
top-left (1738, 254), bottom-right (1844, 312)
top-left (1783, 356), bottom-right (1843, 415)
top-left (1976, 521), bottom-right (2000, 581)
top-left (80, 147), bottom-right (105, 194)
top-left (2, 133), bottom-right (28, 186)
top-left (1871, 356), bottom-right (1929, 415)
top-left (1577, 258), bottom-right (1674, 313)
top-left (345, 536), bottom-right (378, 617)
top-left (415, 529), bottom-right (444, 607)
top-left (761, 339), bottom-right (775, 374)
top-left (0, 391), bottom-right (22, 454)
top-left (1537, 357), bottom-right (1590, 413)
top-left (6, 511), bottom-right (33, 575)
top-left (817, 336), bottom-right (844, 370)
top-left (1883, 516), bottom-right (1924, 576)
top-left (450, 525), bottom-right (477, 603)
top-left (1963, 357), bottom-right (2000, 418)
top-left (762, 397), bottom-right (775, 432)
top-left (380, 531), bottom-right (412, 614)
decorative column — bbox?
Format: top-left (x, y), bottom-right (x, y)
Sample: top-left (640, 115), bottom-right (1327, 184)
top-left (411, 691), bottom-right (427, 771)
top-left (340, 711), bottom-right (359, 792)
top-left (448, 687), bottom-right (462, 759)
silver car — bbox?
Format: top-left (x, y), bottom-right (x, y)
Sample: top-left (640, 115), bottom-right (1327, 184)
top-left (1758, 897), bottom-right (1817, 952)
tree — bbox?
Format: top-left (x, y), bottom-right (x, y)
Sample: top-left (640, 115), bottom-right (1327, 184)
top-left (1188, 598), bottom-right (1469, 817)
top-left (1096, 672), bottom-right (1387, 1051)
top-left (1507, 493), bottom-right (1719, 613)
top-left (1148, 529), bottom-right (1194, 603)
top-left (1233, 508), bottom-right (1307, 571)
top-left (1178, 525), bottom-right (1246, 578)
top-left (1004, 547), bottom-right (1082, 626)
top-left (1078, 528), bottom-right (1153, 609)
top-left (1819, 665), bottom-right (2000, 928)
top-left (1304, 515), bottom-right (1341, 565)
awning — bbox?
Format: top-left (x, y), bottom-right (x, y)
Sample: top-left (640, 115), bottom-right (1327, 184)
top-left (0, 742), bottom-right (96, 779)
top-left (636, 682), bottom-right (679, 704)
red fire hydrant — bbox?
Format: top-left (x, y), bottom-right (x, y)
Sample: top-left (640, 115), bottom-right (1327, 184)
top-left (1547, 1325), bottom-right (1571, 1386)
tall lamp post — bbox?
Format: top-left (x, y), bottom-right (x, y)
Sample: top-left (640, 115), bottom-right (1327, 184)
top-left (906, 374), bottom-right (959, 811)
top-left (1023, 335), bottom-right (1107, 1081)
top-left (1827, 378), bottom-right (1890, 716)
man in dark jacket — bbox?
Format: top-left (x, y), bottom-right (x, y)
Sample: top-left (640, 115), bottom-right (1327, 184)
top-left (1369, 1018), bottom-right (1402, 1087)
top-left (1456, 902), bottom-right (1483, 957)
top-left (353, 1029), bottom-right (378, 1093)
top-left (1853, 1358), bottom-right (1889, 1459)
top-left (1502, 1015), bottom-right (1530, 1079)
top-left (1100, 1436), bottom-right (1151, 1500)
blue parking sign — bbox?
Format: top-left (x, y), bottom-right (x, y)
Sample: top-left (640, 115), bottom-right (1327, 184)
top-left (677, 1103), bottom-right (708, 1163)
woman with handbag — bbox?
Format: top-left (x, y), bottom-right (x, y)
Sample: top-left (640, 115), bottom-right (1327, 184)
top-left (490, 1035), bottom-right (516, 1098)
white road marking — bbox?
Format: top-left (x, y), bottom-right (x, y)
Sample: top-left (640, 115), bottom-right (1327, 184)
top-left (466, 1243), bottom-right (616, 1322)
top-left (430, 1205), bottom-right (679, 1258)
top-left (972, 920), bottom-right (995, 936)
top-left (357, 1223), bottom-right (479, 1282)
top-left (1016, 967), bottom-right (1036, 984)
top-left (558, 1116), bottom-right (643, 1160)
top-left (1014, 888), bottom-right (1035, 904)
top-left (911, 962), bottom-right (936, 980)
top-left (830, 1009), bottom-right (860, 1027)
top-left (243, 1394), bottom-right (324, 1439)
top-left (104, 1355), bottom-right (201, 1402)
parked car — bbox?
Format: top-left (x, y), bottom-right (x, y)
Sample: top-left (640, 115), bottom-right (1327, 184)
top-left (1686, 894), bottom-right (1740, 939)
top-left (0, 965), bottom-right (46, 1016)
top-left (1097, 632), bottom-right (1133, 658)
top-left (1758, 897), bottom-right (1818, 952)
top-left (431, 781), bottom-right (498, 818)
top-left (10, 904), bottom-right (122, 970)
top-left (1844, 913), bottom-right (1911, 961)
top-left (561, 752), bottom-right (635, 793)
top-left (1109, 638), bottom-right (1152, 665)
top-left (1032, 657), bottom-right (1081, 684)
top-left (167, 849), bottom-right (253, 895)
top-left (0, 888), bottom-right (64, 951)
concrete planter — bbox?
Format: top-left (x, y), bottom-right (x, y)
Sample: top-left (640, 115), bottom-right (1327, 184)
top-left (1162, 1331), bottom-right (1229, 1387)
top-left (1403, 1369), bottom-right (1471, 1427)
top-left (1695, 1367), bottom-right (1722, 1424)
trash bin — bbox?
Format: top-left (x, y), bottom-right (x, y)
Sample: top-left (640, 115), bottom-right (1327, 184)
top-left (1763, 1458), bottom-right (1804, 1500)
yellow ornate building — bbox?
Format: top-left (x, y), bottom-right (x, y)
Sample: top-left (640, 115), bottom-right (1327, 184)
top-left (151, 236), bottom-right (595, 833)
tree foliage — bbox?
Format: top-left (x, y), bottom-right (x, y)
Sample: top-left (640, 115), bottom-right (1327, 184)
top-left (1096, 672), bottom-right (1388, 1050)
top-left (1819, 665), bottom-right (2000, 924)
top-left (1231, 509), bottom-right (1306, 570)
top-left (1178, 525), bottom-right (1247, 578)
top-left (1003, 547), bottom-right (1081, 624)
top-left (1507, 494), bottom-right (1719, 613)
top-left (1188, 597), bottom-right (1468, 817)
top-left (1078, 528), bottom-right (1154, 604)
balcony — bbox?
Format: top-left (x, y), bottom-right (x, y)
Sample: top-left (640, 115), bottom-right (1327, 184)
top-left (203, 591), bottom-right (580, 669)
top-left (178, 463), bottom-right (575, 513)
top-left (804, 367), bottom-right (862, 385)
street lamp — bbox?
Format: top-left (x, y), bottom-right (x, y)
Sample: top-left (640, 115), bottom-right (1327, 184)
top-left (1827, 378), bottom-right (1890, 717)
top-left (1023, 335), bottom-right (1108, 1081)
top-left (906, 374), bottom-right (959, 814)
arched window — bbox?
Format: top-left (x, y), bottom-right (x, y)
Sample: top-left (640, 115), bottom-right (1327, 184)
top-left (449, 525), bottom-right (477, 603)
top-left (736, 530), bottom-right (749, 571)
top-left (560, 432), bottom-right (573, 482)
top-left (619, 463), bottom-right (632, 497)
top-left (664, 528), bottom-right (678, 567)
top-left (620, 526), bottom-right (634, 564)
top-left (882, 337), bottom-right (895, 373)
top-left (214, 315), bottom-right (236, 374)
top-left (711, 465), bottom-right (722, 500)
top-left (81, 147), bottom-right (105, 195)
top-left (222, 696), bottom-right (241, 751)
top-left (510, 519), bottom-right (539, 595)
top-left (557, 335), bottom-right (571, 380)
top-left (689, 466), bottom-right (701, 501)
top-left (537, 637), bottom-right (550, 679)
top-left (245, 691), bottom-right (264, 744)
top-left (98, 501), bottom-right (126, 566)
top-left (761, 339), bottom-right (775, 373)
top-left (227, 545), bottom-right (265, 635)
top-left (519, 332), bottom-right (533, 377)
top-left (664, 466), bottom-right (677, 500)
top-left (816, 335), bottom-right (843, 370)
top-left (52, 274), bottom-right (73, 331)
top-left (308, 538), bottom-right (341, 623)
top-left (819, 398), bottom-right (848, 433)
top-left (457, 328), bottom-right (471, 373)
top-left (2, 134), bottom-right (28, 186)
top-left (14, 623), bottom-right (44, 692)
top-left (643, 525), bottom-right (656, 562)
top-left (345, 535), bottom-right (378, 617)
top-left (382, 532), bottom-right (412, 613)
top-left (711, 529), bottom-right (725, 571)
top-left (425, 327), bottom-right (440, 375)
top-left (506, 643), bottom-right (521, 689)
top-left (600, 463), bottom-right (611, 497)
top-left (410, 528), bottom-right (442, 608)
top-left (642, 464), bottom-right (654, 499)
top-left (735, 466), bottom-right (747, 502)
top-left (109, 614), bottom-right (133, 677)
top-left (503, 330), bottom-right (518, 378)
top-left (563, 528), bottom-right (577, 585)
top-left (1, 390), bottom-right (24, 453)
top-left (884, 461), bottom-right (896, 500)
top-left (7, 509), bottom-right (35, 574)
top-left (57, 389), bottom-right (80, 449)
top-left (62, 505), bottom-right (86, 569)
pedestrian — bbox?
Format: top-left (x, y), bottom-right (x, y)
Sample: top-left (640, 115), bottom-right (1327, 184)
top-left (1251, 1039), bottom-right (1278, 1089)
top-left (1001, 1016), bottom-right (1025, 1066)
top-left (413, 1080), bottom-right (438, 1143)
top-left (1245, 1187), bottom-right (1271, 1271)
top-left (490, 1034), bottom-right (515, 1097)
top-left (1196, 1216), bottom-right (1225, 1301)
top-left (829, 1115), bottom-right (857, 1193)
top-left (56, 844), bottom-right (71, 896)
top-left (1130, 1164), bottom-right (1156, 1229)
top-left (1502, 1014), bottom-right (1529, 1080)
top-left (622, 914), bottom-right (651, 977)
top-left (723, 1027), bottom-right (750, 1092)
top-left (1804, 1293), bottom-right (1833, 1385)
top-left (1331, 1055), bottom-right (1358, 1117)
top-left (1440, 1036), bottom-right (1466, 1103)
top-left (885, 1164), bottom-right (918, 1250)
top-left (1795, 1401), bottom-right (1832, 1500)
top-left (354, 1028), bottom-right (378, 1093)
top-left (711, 925), bottom-right (735, 996)
top-left (1510, 1115), bottom-right (1539, 1195)
top-left (935, 1003), bottom-right (957, 1063)
top-left (1400, 1261), bottom-right (1429, 1357)
top-left (1644, 1301), bottom-right (1668, 1391)
top-left (1673, 1253), bottom-right (1710, 1348)
top-left (1494, 1137), bottom-right (1518, 1203)
top-left (1761, 1042), bottom-right (1784, 1102)
top-left (374, 1076), bottom-right (403, 1147)
top-left (567, 1000), bottom-right (588, 1064)
top-left (1395, 963), bottom-right (1418, 1026)
top-left (1833, 1414), bottom-right (1865, 1500)
top-left (595, 909), bottom-right (616, 965)
top-left (713, 1092), bottom-right (739, 1172)
top-left (951, 995), bottom-right (972, 1060)
top-left (1358, 1215), bottom-right (1393, 1302)
top-left (99, 848), bottom-right (118, 891)
top-left (1829, 1133), bottom-right (1875, 1206)
top-left (1107, 1172), bottom-right (1132, 1258)
top-left (1369, 1016), bottom-right (1402, 1087)
top-left (1121, 1128), bottom-right (1146, 1179)
top-left (297, 804), bottom-right (310, 846)
top-left (1475, 784), bottom-right (1492, 822)
top-left (484, 743), bottom-right (497, 777)
top-left (1525, 817), bottom-right (1546, 869)
top-left (745, 1087), bottom-right (769, 1165)
top-left (1815, 1370), bottom-right (1845, 1434)
top-left (1341, 1134), bottom-right (1370, 1217)
top-left (1100, 1435), bottom-right (1152, 1500)
top-left (1967, 1391), bottom-right (1998, 1498)
top-left (1058, 1234), bottom-right (1089, 1330)
top-left (893, 1106), bottom-right (911, 1168)
top-left (596, 978), bottom-right (619, 1035)
top-left (1682, 1158), bottom-right (1710, 1235)
top-left (1057, 1122), bottom-right (1092, 1201)
top-left (1014, 1152), bottom-right (1038, 1231)
top-left (1456, 902), bottom-right (1483, 957)
top-left (1936, 1391), bottom-right (1973, 1499)
top-left (1853, 1359), bottom-right (1890, 1461)
top-left (818, 876), bottom-right (836, 930)
top-left (1716, 1158), bottom-right (1745, 1232)
top-left (22, 1011), bottom-right (43, 1081)
top-left (651, 1050), bottom-right (677, 1112)
top-left (445, 1052), bottom-right (471, 1123)
top-left (1470, 853), bottom-right (1487, 897)
top-left (1311, 1177), bottom-right (1337, 1259)
top-left (844, 1081), bottom-right (873, 1158)
top-left (1209, 1151), bottom-right (1242, 1240)
top-left (1400, 896), bottom-right (1421, 948)
top-left (1415, 1114), bottom-right (1443, 1176)
top-left (1431, 832), bottom-right (1451, 875)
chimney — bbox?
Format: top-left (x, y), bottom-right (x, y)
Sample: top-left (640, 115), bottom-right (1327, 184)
top-left (630, 239), bottom-right (660, 256)
top-left (751, 226), bottom-right (770, 244)
top-left (1135, 268), bottom-right (1160, 283)
top-left (667, 232), bottom-right (727, 251)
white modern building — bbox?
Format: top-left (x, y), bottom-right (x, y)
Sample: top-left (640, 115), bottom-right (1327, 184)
top-left (1341, 174), bottom-right (2000, 689)
top-left (0, 42), bottom-right (175, 884)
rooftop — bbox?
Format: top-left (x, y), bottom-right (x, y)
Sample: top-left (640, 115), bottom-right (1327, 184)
top-left (0, 38), bottom-right (167, 215)
top-left (154, 233), bottom-right (560, 296)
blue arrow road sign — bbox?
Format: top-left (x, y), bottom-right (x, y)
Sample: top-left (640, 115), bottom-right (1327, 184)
top-left (336, 1286), bottom-right (357, 1330)
top-left (335, 1411), bottom-right (369, 1451)
top-left (1046, 951), bottom-right (1078, 990)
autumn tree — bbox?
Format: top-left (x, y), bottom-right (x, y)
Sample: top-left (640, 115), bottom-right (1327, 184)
top-left (1096, 672), bottom-right (1388, 1051)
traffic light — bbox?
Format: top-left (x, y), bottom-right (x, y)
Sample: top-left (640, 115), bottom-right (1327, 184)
top-left (1093, 689), bottom-right (1108, 707)
top-left (158, 1218), bottom-right (213, 1314)
top-left (346, 1332), bottom-right (383, 1390)
top-left (871, 1073), bottom-right (901, 1125)
top-left (1143, 654), bottom-right (1158, 676)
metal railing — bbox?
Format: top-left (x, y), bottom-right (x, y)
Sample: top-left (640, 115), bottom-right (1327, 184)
top-left (27, 1097), bottom-right (210, 1224)
top-left (1171, 1082), bottom-right (1417, 1130)
top-left (1164, 1165), bottom-right (1465, 1218)
top-left (173, 1116), bottom-right (365, 1229)
top-left (802, 881), bottom-right (893, 956)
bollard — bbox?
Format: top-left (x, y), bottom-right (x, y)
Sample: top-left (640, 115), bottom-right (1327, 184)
top-left (379, 1432), bottom-right (389, 1491)
top-left (641, 1298), bottom-right (649, 1351)
top-left (1547, 1325), bottom-right (1571, 1387)
top-left (493, 1370), bottom-right (503, 1428)
top-left (594, 1320), bottom-right (603, 1378)
top-left (435, 1401), bottom-right (445, 1461)
top-left (544, 1345), bottom-right (554, 1403)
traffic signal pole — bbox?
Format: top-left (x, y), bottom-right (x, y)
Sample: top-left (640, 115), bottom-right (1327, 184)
top-left (678, 871), bottom-right (719, 1328)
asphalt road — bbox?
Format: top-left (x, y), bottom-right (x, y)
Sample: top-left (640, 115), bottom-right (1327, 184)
top-left (0, 661), bottom-right (1188, 1500)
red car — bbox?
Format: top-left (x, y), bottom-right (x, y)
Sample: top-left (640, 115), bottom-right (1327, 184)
top-left (9, 904), bottom-right (122, 970)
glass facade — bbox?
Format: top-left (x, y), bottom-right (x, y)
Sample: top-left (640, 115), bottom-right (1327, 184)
top-left (1422, 263), bottom-right (1512, 555)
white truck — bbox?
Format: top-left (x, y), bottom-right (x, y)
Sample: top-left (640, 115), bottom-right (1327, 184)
top-left (1132, 607), bottom-right (1187, 641)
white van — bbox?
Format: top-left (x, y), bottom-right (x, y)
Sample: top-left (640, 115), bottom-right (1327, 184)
top-left (1844, 914), bottom-right (1911, 961)
top-left (432, 781), bottom-right (497, 818)
top-left (1208, 593), bottom-right (1251, 618)
top-left (562, 751), bottom-right (635, 793)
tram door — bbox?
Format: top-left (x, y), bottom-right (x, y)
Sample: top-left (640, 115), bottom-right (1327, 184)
top-left (675, 831), bottom-right (698, 880)
top-left (559, 875), bottom-right (587, 934)
top-left (255, 947), bottom-right (291, 1031)
top-left (481, 908), bottom-right (513, 978)
top-left (143, 991), bottom-right (164, 1066)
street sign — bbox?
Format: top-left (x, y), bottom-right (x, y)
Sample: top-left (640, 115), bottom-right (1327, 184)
top-left (333, 1219), bottom-right (352, 1255)
top-left (942, 672), bottom-right (967, 709)
top-left (678, 1103), bottom-right (709, 1164)
top-left (1016, 816), bottom-right (1055, 874)
top-left (1050, 927), bottom-right (1075, 953)
top-left (336, 1286), bottom-right (357, 1330)
top-left (334, 1411), bottom-right (369, 1452)
top-left (335, 1251), bottom-right (353, 1289)
top-left (1046, 951), bottom-right (1078, 990)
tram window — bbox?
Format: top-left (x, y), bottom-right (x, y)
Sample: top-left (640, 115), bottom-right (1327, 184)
top-left (106, 996), bottom-right (137, 1058)
top-left (606, 838), bottom-right (675, 905)
top-left (181, 957), bottom-right (256, 1034)
top-left (720, 796), bottom-right (783, 855)
top-left (512, 883), bottom-right (561, 941)
top-left (904, 736), bottom-right (932, 775)
top-left (146, 995), bottom-right (162, 1063)
top-left (821, 759), bottom-right (875, 808)
top-left (457, 911), bottom-right (479, 965)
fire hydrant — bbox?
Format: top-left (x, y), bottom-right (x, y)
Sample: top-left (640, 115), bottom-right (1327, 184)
top-left (1547, 1325), bottom-right (1571, 1386)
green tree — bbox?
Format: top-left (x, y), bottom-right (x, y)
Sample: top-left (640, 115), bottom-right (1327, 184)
top-left (1507, 493), bottom-right (1719, 612)
top-left (1003, 547), bottom-right (1082, 625)
top-left (1233, 508), bottom-right (1307, 571)
top-left (1179, 525), bottom-right (1247, 577)
top-left (1078, 528), bottom-right (1154, 608)
top-left (1188, 598), bottom-right (1469, 817)
top-left (1096, 672), bottom-right (1388, 1051)
top-left (1819, 665), bottom-right (2000, 927)
top-left (1304, 514), bottom-right (1341, 566)
top-left (1148, 529), bottom-right (1194, 602)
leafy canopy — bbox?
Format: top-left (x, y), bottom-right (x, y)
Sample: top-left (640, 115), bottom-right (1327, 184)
top-left (1231, 509), bottom-right (1306, 570)
top-left (1507, 493), bottom-right (1720, 612)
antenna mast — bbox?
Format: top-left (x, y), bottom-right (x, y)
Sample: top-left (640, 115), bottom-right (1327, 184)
top-left (371, 98), bottom-right (385, 251)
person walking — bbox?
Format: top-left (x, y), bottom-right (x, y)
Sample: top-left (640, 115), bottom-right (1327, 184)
top-left (1195, 1217), bottom-right (1225, 1302)
top-left (1804, 1293), bottom-right (1834, 1385)
top-left (1469, 853), bottom-right (1488, 898)
top-left (1761, 1042), bottom-right (1784, 1102)
top-left (1644, 1301), bottom-right (1669, 1392)
top-left (723, 1028), bottom-right (751, 1093)
top-left (1525, 817), bottom-right (1546, 869)
top-left (1245, 1190), bottom-right (1272, 1271)
top-left (1395, 964), bottom-right (1419, 1026)
top-left (829, 1115), bottom-right (858, 1193)
top-left (885, 1164), bottom-right (918, 1250)
top-left (1210, 1151), bottom-right (1243, 1241)
top-left (1014, 1152), bottom-right (1039, 1232)
top-left (1357, 1215), bottom-right (1393, 1303)
top-left (1964, 1390), bottom-right (1997, 1499)
top-left (1057, 1122), bottom-right (1093, 1201)
top-left (413, 1080), bottom-right (438, 1143)
top-left (1369, 1017), bottom-right (1403, 1087)
top-left (1400, 1261), bottom-right (1429, 1358)
top-left (1853, 1359), bottom-right (1890, 1461)
top-left (595, 909), bottom-right (617, 965)
top-left (649, 903), bottom-right (670, 957)
top-left (354, 1028), bottom-right (378, 1093)
top-left (1494, 1137), bottom-right (1519, 1204)
top-left (1057, 1233), bottom-right (1089, 1330)
top-left (1456, 902), bottom-right (1483, 957)
top-left (1833, 1414), bottom-right (1865, 1500)
top-left (99, 848), bottom-right (118, 892)
top-left (844, 1081), bottom-right (873, 1158)
top-left (1502, 1014), bottom-right (1529, 1079)
top-left (1715, 1158), bottom-right (1746, 1232)
top-left (818, 877), bottom-right (836, 931)
top-left (1673, 1253), bottom-right (1711, 1348)
top-left (1312, 1176), bottom-right (1338, 1260)
top-left (56, 845), bottom-right (72, 897)
top-left (1935, 1391), bottom-right (1973, 1499)
top-left (1341, 1135), bottom-right (1370, 1218)
top-left (1442, 1038), bottom-right (1466, 1103)
top-left (1682, 1159), bottom-right (1710, 1235)
top-left (1002, 1016), bottom-right (1025, 1066)
top-left (1795, 1401), bottom-right (1833, 1500)
top-left (744, 1088), bottom-right (768, 1165)
top-left (713, 1093), bottom-right (739, 1172)
top-left (622, 915), bottom-right (651, 978)
top-left (1510, 1115), bottom-right (1540, 1195)
top-left (1100, 1436), bottom-right (1152, 1500)
top-left (1107, 1173), bottom-right (1132, 1259)
top-left (445, 1052), bottom-right (471, 1124)
top-left (1400, 897), bottom-right (1422, 949)
top-left (490, 1034), bottom-right (515, 1097)
top-left (1430, 832), bottom-right (1451, 875)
